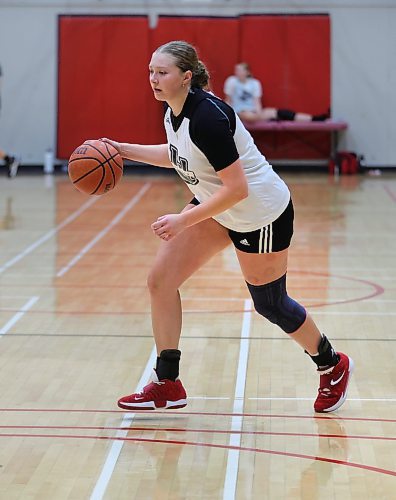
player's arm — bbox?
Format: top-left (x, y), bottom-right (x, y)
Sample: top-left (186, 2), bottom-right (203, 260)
top-left (152, 103), bottom-right (249, 240)
top-left (254, 96), bottom-right (263, 114)
top-left (180, 160), bottom-right (248, 228)
top-left (182, 100), bottom-right (249, 225)
top-left (152, 159), bottom-right (248, 240)
top-left (101, 139), bottom-right (172, 168)
top-left (119, 143), bottom-right (172, 168)
top-left (253, 79), bottom-right (263, 113)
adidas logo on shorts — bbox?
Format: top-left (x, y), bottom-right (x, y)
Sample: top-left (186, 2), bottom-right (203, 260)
top-left (239, 239), bottom-right (250, 246)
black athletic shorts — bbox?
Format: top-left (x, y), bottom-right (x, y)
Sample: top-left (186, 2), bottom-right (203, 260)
top-left (189, 197), bottom-right (294, 254)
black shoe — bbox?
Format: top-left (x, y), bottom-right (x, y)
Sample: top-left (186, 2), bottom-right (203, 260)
top-left (312, 107), bottom-right (331, 122)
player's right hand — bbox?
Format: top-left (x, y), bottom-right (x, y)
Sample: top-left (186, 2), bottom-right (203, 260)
top-left (100, 138), bottom-right (122, 155)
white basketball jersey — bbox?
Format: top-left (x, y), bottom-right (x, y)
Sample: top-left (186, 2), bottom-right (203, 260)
top-left (164, 88), bottom-right (290, 232)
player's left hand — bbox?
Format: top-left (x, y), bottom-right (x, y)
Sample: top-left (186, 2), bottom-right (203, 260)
top-left (151, 214), bottom-right (186, 241)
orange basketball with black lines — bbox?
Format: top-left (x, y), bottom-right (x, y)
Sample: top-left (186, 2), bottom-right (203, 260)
top-left (68, 139), bottom-right (123, 195)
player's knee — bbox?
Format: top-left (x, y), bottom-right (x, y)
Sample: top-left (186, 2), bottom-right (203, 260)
top-left (147, 267), bottom-right (179, 295)
top-left (246, 274), bottom-right (306, 333)
top-left (147, 268), bottom-right (167, 295)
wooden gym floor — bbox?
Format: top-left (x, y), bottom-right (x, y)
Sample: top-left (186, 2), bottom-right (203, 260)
top-left (0, 170), bottom-right (395, 499)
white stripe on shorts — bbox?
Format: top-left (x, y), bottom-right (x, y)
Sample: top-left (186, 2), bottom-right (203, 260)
top-left (259, 227), bottom-right (264, 253)
top-left (260, 224), bottom-right (273, 253)
top-left (268, 223), bottom-right (273, 252)
top-left (263, 226), bottom-right (268, 253)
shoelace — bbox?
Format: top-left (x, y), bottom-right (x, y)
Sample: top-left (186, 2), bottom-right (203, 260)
top-left (318, 387), bottom-right (332, 396)
top-left (317, 366), bottom-right (335, 375)
top-left (136, 380), bottom-right (165, 398)
top-left (152, 380), bottom-right (165, 386)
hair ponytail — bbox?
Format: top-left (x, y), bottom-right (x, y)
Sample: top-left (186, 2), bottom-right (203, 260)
top-left (191, 60), bottom-right (210, 89)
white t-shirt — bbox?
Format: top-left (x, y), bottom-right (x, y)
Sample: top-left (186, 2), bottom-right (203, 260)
top-left (223, 76), bottom-right (262, 114)
top-left (164, 88), bottom-right (290, 232)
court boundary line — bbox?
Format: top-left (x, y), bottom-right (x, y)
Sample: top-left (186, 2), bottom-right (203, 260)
top-left (0, 296), bottom-right (39, 336)
top-left (57, 183), bottom-right (151, 277)
top-left (1, 407), bottom-right (396, 423)
top-left (0, 197), bottom-right (98, 274)
top-left (89, 346), bottom-right (157, 500)
top-left (223, 299), bottom-right (251, 500)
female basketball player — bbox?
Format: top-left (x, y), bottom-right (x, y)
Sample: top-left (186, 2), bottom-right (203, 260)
top-left (102, 41), bottom-right (353, 413)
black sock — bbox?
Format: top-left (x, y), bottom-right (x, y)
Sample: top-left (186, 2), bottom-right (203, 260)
top-left (312, 114), bottom-right (327, 121)
top-left (306, 335), bottom-right (339, 371)
top-left (277, 108), bottom-right (296, 121)
top-left (156, 349), bottom-right (181, 381)
top-left (312, 108), bottom-right (330, 121)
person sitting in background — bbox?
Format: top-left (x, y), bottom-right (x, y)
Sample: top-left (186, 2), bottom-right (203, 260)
top-left (224, 62), bottom-right (329, 123)
top-left (0, 63), bottom-right (19, 178)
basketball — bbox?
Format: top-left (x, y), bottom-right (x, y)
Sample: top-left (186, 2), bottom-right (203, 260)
top-left (68, 139), bottom-right (123, 195)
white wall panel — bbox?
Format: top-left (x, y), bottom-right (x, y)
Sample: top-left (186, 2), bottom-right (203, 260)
top-left (0, 1), bottom-right (395, 166)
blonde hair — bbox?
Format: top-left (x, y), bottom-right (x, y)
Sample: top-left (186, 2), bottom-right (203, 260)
top-left (155, 40), bottom-right (210, 89)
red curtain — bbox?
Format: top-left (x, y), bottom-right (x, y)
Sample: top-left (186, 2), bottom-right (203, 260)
top-left (57, 14), bottom-right (330, 160)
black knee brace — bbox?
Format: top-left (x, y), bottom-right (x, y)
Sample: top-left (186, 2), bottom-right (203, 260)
top-left (277, 108), bottom-right (296, 121)
top-left (246, 274), bottom-right (306, 333)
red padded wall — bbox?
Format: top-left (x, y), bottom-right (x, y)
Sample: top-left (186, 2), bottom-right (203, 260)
top-left (240, 15), bottom-right (330, 113)
top-left (240, 15), bottom-right (330, 159)
top-left (150, 17), bottom-right (240, 96)
top-left (57, 16), bottom-right (150, 159)
top-left (146, 16), bottom-right (240, 144)
top-left (57, 14), bottom-right (330, 160)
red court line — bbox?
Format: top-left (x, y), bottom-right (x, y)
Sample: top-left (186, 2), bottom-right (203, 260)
top-left (0, 283), bottom-right (374, 290)
top-left (3, 250), bottom-right (388, 258)
top-left (0, 432), bottom-right (394, 477)
top-left (0, 425), bottom-right (394, 441)
top-left (383, 184), bottom-right (396, 203)
top-left (0, 270), bottom-right (386, 315)
top-left (1, 408), bottom-right (395, 423)
top-left (1, 270), bottom-right (384, 310)
top-left (0, 307), bottom-right (239, 315)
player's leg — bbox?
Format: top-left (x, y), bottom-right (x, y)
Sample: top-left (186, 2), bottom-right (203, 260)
top-left (277, 109), bottom-right (330, 122)
top-left (260, 108), bottom-right (278, 120)
top-left (238, 108), bottom-right (278, 121)
top-left (118, 205), bottom-right (231, 410)
top-left (238, 110), bottom-right (261, 121)
top-left (295, 111), bottom-right (330, 122)
top-left (6, 156), bottom-right (19, 178)
top-left (1, 148), bottom-right (20, 178)
top-left (294, 112), bottom-right (312, 122)
top-left (148, 211), bottom-right (230, 354)
top-left (232, 199), bottom-right (353, 413)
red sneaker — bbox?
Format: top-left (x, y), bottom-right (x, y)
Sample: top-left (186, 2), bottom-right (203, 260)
top-left (314, 352), bottom-right (354, 413)
top-left (118, 371), bottom-right (187, 410)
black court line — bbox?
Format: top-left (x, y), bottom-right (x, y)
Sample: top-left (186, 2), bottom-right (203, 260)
top-left (1, 333), bottom-right (395, 342)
